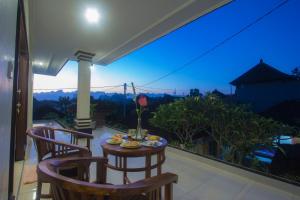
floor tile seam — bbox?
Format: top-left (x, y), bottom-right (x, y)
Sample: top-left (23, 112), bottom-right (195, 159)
top-left (174, 181), bottom-right (207, 200)
top-left (180, 175), bottom-right (218, 198)
top-left (232, 181), bottom-right (253, 200)
top-left (166, 150), bottom-right (259, 184)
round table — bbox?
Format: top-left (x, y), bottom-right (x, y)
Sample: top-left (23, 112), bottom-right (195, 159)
top-left (101, 137), bottom-right (168, 184)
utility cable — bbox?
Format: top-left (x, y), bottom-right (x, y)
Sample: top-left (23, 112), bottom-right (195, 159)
top-left (141, 0), bottom-right (290, 87)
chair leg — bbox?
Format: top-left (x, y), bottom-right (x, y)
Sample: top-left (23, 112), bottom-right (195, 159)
top-left (36, 180), bottom-right (42, 200)
top-left (164, 183), bottom-right (173, 200)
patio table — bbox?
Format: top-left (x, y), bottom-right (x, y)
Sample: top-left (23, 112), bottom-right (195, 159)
top-left (100, 137), bottom-right (167, 184)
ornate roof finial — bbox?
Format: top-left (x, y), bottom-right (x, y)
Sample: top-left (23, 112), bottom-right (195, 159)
top-left (260, 58), bottom-right (263, 64)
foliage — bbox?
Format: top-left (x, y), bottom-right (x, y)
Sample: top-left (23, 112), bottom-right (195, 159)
top-left (90, 103), bottom-right (97, 119)
top-left (58, 96), bottom-right (75, 125)
top-left (150, 97), bottom-right (208, 145)
top-left (58, 96), bottom-right (71, 113)
top-left (189, 88), bottom-right (202, 97)
top-left (33, 102), bottom-right (63, 120)
top-left (150, 94), bottom-right (297, 165)
top-left (291, 67), bottom-right (300, 77)
top-left (103, 94), bottom-right (178, 134)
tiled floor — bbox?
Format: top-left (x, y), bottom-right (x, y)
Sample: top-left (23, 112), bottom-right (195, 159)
top-left (14, 121), bottom-right (300, 200)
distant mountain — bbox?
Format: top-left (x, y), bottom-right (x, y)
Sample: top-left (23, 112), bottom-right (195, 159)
top-left (34, 90), bottom-right (106, 101)
top-left (33, 90), bottom-right (75, 101)
top-left (33, 90), bottom-right (175, 101)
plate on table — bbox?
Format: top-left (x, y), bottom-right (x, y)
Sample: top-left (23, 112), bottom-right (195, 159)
top-left (145, 135), bottom-right (161, 141)
top-left (120, 141), bottom-right (141, 149)
top-left (141, 140), bottom-right (162, 148)
top-left (106, 138), bottom-right (123, 145)
top-left (113, 133), bottom-right (126, 139)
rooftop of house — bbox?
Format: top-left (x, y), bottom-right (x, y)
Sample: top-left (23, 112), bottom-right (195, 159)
top-left (14, 121), bottom-right (300, 200)
top-left (230, 59), bottom-right (298, 86)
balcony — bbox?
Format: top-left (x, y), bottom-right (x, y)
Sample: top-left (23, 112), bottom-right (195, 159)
top-left (1, 0), bottom-right (300, 199)
top-left (14, 121), bottom-right (300, 200)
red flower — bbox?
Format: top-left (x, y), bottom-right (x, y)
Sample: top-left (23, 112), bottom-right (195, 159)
top-left (138, 95), bottom-right (148, 107)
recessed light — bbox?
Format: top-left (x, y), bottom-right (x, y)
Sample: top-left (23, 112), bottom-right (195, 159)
top-left (90, 64), bottom-right (95, 71)
top-left (33, 61), bottom-right (44, 66)
top-left (85, 8), bottom-right (100, 24)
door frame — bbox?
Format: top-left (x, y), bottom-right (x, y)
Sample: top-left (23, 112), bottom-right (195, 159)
top-left (9, 0), bottom-right (29, 198)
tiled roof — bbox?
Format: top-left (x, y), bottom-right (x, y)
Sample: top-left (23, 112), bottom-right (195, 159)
top-left (230, 59), bottom-right (297, 86)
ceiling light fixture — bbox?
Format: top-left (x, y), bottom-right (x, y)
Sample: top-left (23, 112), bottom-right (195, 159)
top-left (90, 64), bottom-right (95, 71)
top-left (33, 61), bottom-right (44, 66)
top-left (85, 8), bottom-right (100, 24)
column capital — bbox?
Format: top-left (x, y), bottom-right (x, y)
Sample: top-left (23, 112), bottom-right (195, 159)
top-left (74, 50), bottom-right (95, 62)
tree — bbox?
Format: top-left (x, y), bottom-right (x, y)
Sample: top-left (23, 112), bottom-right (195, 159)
top-left (90, 103), bottom-right (97, 119)
top-left (189, 88), bottom-right (202, 97)
top-left (291, 67), bottom-right (300, 77)
top-left (58, 96), bottom-right (71, 114)
top-left (201, 94), bottom-right (234, 158)
top-left (202, 94), bottom-right (295, 164)
top-left (150, 93), bottom-right (297, 165)
top-left (150, 97), bottom-right (208, 146)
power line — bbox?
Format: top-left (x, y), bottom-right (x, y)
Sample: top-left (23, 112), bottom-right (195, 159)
top-left (127, 85), bottom-right (160, 93)
top-left (98, 85), bottom-right (123, 92)
top-left (91, 85), bottom-right (123, 89)
top-left (137, 86), bottom-right (173, 91)
top-left (137, 85), bottom-right (188, 92)
top-left (135, 87), bottom-right (175, 94)
top-left (135, 87), bottom-right (154, 93)
top-left (141, 0), bottom-right (290, 87)
top-left (127, 84), bottom-right (189, 94)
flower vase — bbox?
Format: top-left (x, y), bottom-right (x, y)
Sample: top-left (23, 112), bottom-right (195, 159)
top-left (135, 117), bottom-right (142, 140)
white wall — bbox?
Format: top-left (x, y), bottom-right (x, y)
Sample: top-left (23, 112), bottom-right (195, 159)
top-left (0, 0), bottom-right (18, 199)
top-left (235, 80), bottom-right (300, 112)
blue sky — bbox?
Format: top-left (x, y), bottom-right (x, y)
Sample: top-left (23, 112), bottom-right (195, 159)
top-left (34, 0), bottom-right (300, 95)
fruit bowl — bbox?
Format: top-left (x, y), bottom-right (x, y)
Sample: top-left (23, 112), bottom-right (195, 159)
top-left (146, 135), bottom-right (161, 141)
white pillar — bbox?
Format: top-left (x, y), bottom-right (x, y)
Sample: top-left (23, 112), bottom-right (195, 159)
top-left (74, 51), bottom-right (95, 133)
top-left (77, 60), bottom-right (91, 119)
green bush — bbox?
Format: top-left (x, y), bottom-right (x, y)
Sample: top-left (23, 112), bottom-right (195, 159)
top-left (150, 94), bottom-right (297, 164)
top-left (150, 97), bottom-right (208, 146)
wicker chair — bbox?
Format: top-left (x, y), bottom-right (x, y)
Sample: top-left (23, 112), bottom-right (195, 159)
top-left (38, 156), bottom-right (178, 200)
top-left (27, 126), bottom-right (93, 199)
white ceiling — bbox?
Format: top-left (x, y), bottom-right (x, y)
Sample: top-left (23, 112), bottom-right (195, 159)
top-left (27, 0), bottom-right (231, 76)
